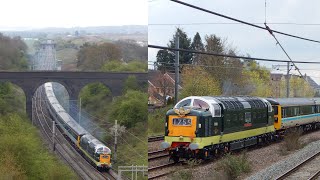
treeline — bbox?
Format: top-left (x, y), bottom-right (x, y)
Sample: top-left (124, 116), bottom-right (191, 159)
top-left (157, 28), bottom-right (314, 98)
top-left (74, 40), bottom-right (147, 71)
top-left (0, 33), bottom-right (28, 70)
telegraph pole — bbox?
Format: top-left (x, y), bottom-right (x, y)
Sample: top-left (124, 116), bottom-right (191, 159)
top-left (78, 98), bottom-right (81, 126)
top-left (114, 120), bottom-right (118, 161)
top-left (286, 62), bottom-right (290, 98)
top-left (174, 33), bottom-right (180, 104)
top-left (273, 64), bottom-right (291, 98)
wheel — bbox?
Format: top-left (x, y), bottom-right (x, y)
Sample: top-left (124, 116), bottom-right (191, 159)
top-left (171, 155), bottom-right (179, 163)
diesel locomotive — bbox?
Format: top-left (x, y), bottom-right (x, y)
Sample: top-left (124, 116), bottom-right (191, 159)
top-left (44, 82), bottom-right (112, 170)
top-left (161, 96), bottom-right (320, 162)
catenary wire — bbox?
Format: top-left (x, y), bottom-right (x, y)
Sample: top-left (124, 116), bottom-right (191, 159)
top-left (170, 0), bottom-right (320, 44)
top-left (148, 44), bottom-right (320, 64)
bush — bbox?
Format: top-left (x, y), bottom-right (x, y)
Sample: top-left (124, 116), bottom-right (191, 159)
top-left (110, 90), bottom-right (147, 128)
top-left (281, 128), bottom-right (303, 153)
top-left (219, 153), bottom-right (251, 179)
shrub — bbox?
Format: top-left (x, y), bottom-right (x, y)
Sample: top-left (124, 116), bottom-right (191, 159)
top-left (281, 128), bottom-right (303, 153)
top-left (219, 153), bottom-right (251, 179)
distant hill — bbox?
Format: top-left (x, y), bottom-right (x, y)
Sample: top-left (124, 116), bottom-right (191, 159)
top-left (1, 25), bottom-right (147, 38)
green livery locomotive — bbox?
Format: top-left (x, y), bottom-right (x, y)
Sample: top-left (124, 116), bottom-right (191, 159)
top-left (161, 96), bottom-right (276, 162)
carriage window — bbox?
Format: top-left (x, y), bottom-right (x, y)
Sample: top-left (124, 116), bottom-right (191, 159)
top-left (245, 112), bottom-right (251, 123)
top-left (294, 107), bottom-right (299, 116)
top-left (282, 108), bottom-right (286, 118)
top-left (176, 99), bottom-right (191, 108)
top-left (212, 104), bottom-right (221, 117)
top-left (193, 99), bottom-right (209, 110)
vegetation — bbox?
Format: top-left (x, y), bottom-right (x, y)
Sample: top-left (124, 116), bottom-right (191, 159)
top-left (101, 60), bottom-right (147, 72)
top-left (219, 153), bottom-right (251, 179)
top-left (156, 28), bottom-right (315, 98)
top-left (0, 82), bottom-right (25, 115)
top-left (280, 75), bottom-right (314, 97)
top-left (280, 129), bottom-right (303, 155)
top-left (79, 83), bottom-right (112, 120)
top-left (171, 169), bottom-right (193, 180)
top-left (0, 114), bottom-right (76, 179)
top-left (77, 42), bottom-right (121, 70)
top-left (148, 106), bottom-right (172, 136)
top-left (180, 65), bottom-right (221, 98)
top-left (0, 33), bottom-right (29, 70)
top-left (0, 33), bottom-right (76, 178)
top-left (109, 90), bottom-right (147, 128)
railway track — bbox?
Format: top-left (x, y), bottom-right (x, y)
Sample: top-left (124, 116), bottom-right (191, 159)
top-left (148, 149), bottom-right (169, 161)
top-left (148, 162), bottom-right (181, 180)
top-left (275, 150), bottom-right (320, 180)
top-left (34, 88), bottom-right (116, 180)
top-left (148, 135), bottom-right (164, 142)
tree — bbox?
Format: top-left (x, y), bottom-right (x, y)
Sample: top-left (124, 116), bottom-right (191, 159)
top-left (124, 75), bottom-right (140, 92)
top-left (156, 28), bottom-right (192, 71)
top-left (0, 33), bottom-right (28, 70)
top-left (77, 42), bottom-right (121, 70)
top-left (109, 90), bottom-right (147, 128)
top-left (191, 32), bottom-right (204, 64)
top-left (180, 66), bottom-right (221, 98)
top-left (241, 61), bottom-right (272, 97)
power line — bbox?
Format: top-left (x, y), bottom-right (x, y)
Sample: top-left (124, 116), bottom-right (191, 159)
top-left (148, 44), bottom-right (320, 64)
top-left (149, 22), bottom-right (320, 26)
top-left (265, 23), bottom-right (306, 79)
top-left (170, 0), bottom-right (320, 44)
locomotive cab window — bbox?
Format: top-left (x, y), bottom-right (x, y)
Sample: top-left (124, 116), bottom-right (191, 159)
top-left (176, 99), bottom-right (191, 108)
top-left (193, 99), bottom-right (209, 110)
top-left (212, 104), bottom-right (221, 117)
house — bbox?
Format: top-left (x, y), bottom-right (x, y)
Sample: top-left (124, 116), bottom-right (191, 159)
top-left (148, 70), bottom-right (182, 106)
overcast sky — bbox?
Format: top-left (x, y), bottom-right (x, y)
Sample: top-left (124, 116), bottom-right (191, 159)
top-left (149, 0), bottom-right (320, 84)
top-left (0, 0), bottom-right (147, 30)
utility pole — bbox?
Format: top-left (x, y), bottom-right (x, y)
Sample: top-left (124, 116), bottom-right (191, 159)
top-left (52, 121), bottom-right (56, 152)
top-left (114, 120), bottom-right (118, 161)
top-left (174, 33), bottom-right (180, 104)
top-left (286, 62), bottom-right (290, 98)
top-left (78, 98), bottom-right (81, 126)
top-left (273, 64), bottom-right (291, 97)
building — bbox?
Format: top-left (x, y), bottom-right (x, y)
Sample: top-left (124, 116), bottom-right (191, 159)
top-left (148, 70), bottom-right (182, 106)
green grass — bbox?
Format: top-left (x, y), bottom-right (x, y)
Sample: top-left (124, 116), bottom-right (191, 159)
top-left (0, 113), bottom-right (76, 179)
top-left (148, 106), bottom-right (172, 136)
top-left (56, 48), bottom-right (78, 64)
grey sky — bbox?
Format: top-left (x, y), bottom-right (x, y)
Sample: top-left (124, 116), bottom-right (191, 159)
top-left (149, 0), bottom-right (320, 83)
top-left (0, 0), bottom-right (147, 30)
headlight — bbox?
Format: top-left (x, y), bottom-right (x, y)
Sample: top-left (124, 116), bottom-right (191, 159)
top-left (189, 143), bottom-right (199, 150)
top-left (160, 142), bottom-right (170, 149)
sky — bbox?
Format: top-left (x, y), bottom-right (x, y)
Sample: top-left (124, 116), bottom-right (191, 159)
top-left (0, 0), bottom-right (147, 30)
top-left (149, 0), bottom-right (320, 84)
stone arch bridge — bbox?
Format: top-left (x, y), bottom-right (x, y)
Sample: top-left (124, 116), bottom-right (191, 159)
top-left (0, 71), bottom-right (147, 119)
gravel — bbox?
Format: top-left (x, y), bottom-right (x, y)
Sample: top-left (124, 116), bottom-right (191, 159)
top-left (246, 133), bottom-right (320, 180)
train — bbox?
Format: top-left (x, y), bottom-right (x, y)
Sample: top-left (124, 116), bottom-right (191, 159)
top-left (44, 82), bottom-right (112, 170)
top-left (160, 96), bottom-right (320, 162)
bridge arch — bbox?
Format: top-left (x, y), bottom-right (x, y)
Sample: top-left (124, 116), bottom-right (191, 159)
top-left (0, 71), bottom-right (147, 120)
